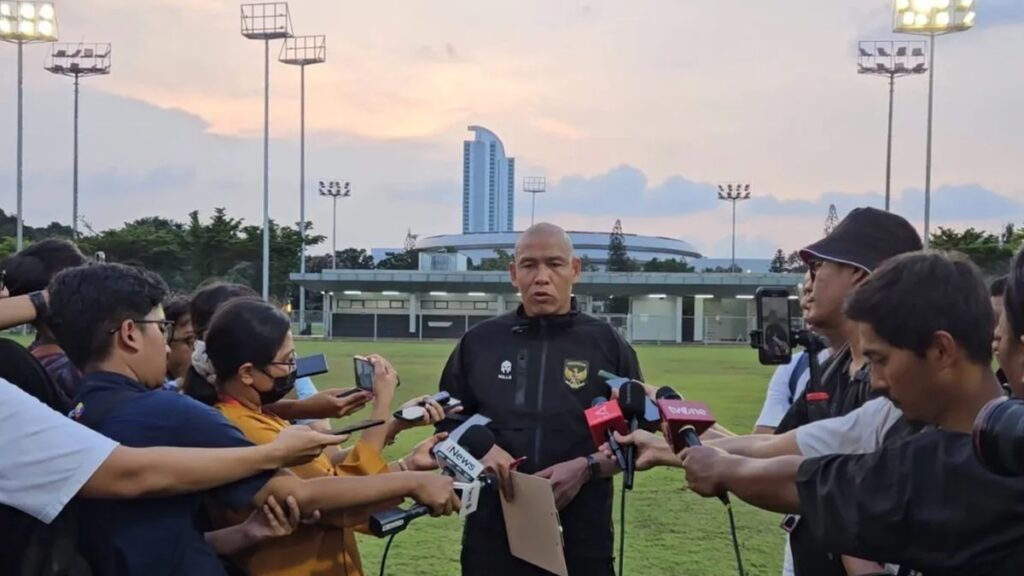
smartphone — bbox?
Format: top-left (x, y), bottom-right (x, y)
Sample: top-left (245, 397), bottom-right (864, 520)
top-left (330, 418), bottom-right (386, 436)
top-left (756, 287), bottom-right (793, 365)
top-left (295, 354), bottom-right (329, 379)
top-left (335, 388), bottom-right (365, 399)
top-left (353, 356), bottom-right (375, 391)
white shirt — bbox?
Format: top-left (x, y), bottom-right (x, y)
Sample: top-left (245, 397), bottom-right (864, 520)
top-left (0, 379), bottom-right (118, 523)
top-left (795, 396), bottom-right (904, 457)
top-left (755, 349), bottom-right (832, 429)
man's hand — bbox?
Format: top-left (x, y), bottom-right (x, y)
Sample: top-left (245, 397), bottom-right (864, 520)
top-left (679, 445), bottom-right (731, 498)
top-left (535, 457), bottom-right (590, 511)
top-left (482, 444), bottom-right (518, 501)
top-left (392, 395), bottom-right (465, 432)
top-left (403, 432), bottom-right (448, 472)
top-left (297, 389), bottom-right (373, 419)
top-left (604, 430), bottom-right (679, 471)
top-left (267, 425), bottom-right (345, 467)
top-left (408, 472), bottom-right (461, 517)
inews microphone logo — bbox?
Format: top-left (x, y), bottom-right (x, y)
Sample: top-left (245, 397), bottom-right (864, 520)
top-left (439, 441), bottom-right (484, 478)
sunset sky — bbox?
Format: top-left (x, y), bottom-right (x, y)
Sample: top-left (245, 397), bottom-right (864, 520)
top-left (1, 0), bottom-right (1022, 257)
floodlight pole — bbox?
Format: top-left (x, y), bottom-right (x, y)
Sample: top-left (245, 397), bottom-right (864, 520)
top-left (923, 33), bottom-right (935, 248)
top-left (262, 37), bottom-right (270, 299)
top-left (73, 71), bottom-right (79, 236)
top-left (16, 39), bottom-right (23, 251)
top-left (299, 62), bottom-right (305, 328)
top-left (717, 185), bottom-right (751, 271)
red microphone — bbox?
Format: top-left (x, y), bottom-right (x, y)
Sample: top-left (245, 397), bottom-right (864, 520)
top-left (656, 398), bottom-right (717, 452)
top-left (586, 397), bottom-right (629, 470)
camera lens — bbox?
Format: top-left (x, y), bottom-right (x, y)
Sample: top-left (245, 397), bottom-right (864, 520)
top-left (973, 397), bottom-right (1024, 477)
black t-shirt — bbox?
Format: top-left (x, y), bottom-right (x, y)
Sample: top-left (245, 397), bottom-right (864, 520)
top-left (776, 347), bottom-right (876, 576)
top-left (438, 305), bottom-right (643, 571)
top-left (797, 429), bottom-right (1024, 576)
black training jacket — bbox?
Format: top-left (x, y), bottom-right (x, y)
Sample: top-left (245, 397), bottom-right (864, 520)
top-left (438, 303), bottom-right (643, 564)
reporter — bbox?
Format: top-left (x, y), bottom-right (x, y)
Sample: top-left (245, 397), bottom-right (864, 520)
top-left (195, 297), bottom-right (453, 576)
top-left (681, 252), bottom-right (1024, 575)
top-left (49, 263), bottom-right (459, 576)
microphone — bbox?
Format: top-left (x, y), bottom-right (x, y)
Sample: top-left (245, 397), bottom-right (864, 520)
top-left (393, 391), bottom-right (463, 422)
top-left (655, 386), bottom-right (682, 401)
top-left (585, 397), bottom-right (629, 471)
top-left (369, 425), bottom-right (495, 537)
top-left (656, 398), bottom-right (717, 452)
top-left (618, 382), bottom-right (647, 490)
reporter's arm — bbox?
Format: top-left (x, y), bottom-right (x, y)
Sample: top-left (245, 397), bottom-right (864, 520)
top-left (682, 449), bottom-right (802, 514)
top-left (0, 292), bottom-right (40, 330)
top-left (254, 470), bottom-right (450, 514)
top-left (706, 431), bottom-right (800, 458)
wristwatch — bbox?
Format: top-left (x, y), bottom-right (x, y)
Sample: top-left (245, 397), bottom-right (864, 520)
top-left (28, 291), bottom-right (49, 321)
top-left (584, 454), bottom-right (600, 481)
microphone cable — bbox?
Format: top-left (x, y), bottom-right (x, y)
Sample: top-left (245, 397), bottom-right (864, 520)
top-left (618, 476), bottom-right (627, 576)
top-left (379, 532), bottom-right (398, 576)
top-left (722, 495), bottom-right (746, 576)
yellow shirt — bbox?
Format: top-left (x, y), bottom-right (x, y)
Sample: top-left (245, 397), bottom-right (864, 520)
top-left (215, 400), bottom-right (390, 576)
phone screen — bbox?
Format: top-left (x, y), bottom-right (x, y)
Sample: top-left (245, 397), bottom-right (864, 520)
top-left (295, 354), bottom-right (329, 379)
top-left (757, 289), bottom-right (793, 365)
top-left (353, 357), bottom-right (375, 391)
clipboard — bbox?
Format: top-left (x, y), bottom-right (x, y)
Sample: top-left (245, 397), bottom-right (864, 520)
top-left (500, 471), bottom-right (568, 576)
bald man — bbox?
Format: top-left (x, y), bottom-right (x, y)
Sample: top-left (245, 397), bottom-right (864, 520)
top-left (438, 223), bottom-right (643, 576)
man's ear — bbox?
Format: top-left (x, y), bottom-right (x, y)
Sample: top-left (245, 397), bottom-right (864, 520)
top-left (508, 259), bottom-right (518, 288)
top-left (571, 257), bottom-right (582, 282)
top-left (931, 331), bottom-right (958, 372)
top-left (117, 319), bottom-right (144, 354)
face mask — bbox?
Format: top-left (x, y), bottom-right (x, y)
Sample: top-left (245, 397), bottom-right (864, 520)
top-left (258, 368), bottom-right (296, 405)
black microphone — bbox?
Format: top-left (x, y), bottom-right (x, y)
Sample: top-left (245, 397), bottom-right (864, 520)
top-left (369, 425), bottom-right (495, 537)
top-left (655, 386), bottom-right (683, 401)
top-left (618, 382), bottom-right (647, 491)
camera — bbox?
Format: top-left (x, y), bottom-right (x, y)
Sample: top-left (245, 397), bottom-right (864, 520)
top-left (972, 397), bottom-right (1024, 476)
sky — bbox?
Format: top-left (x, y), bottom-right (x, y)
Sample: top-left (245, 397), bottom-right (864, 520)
top-left (1, 0), bottom-right (1022, 258)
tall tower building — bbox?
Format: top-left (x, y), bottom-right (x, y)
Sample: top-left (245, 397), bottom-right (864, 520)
top-left (462, 125), bottom-right (515, 233)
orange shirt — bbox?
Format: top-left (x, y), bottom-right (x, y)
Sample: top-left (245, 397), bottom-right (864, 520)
top-left (215, 399), bottom-right (390, 576)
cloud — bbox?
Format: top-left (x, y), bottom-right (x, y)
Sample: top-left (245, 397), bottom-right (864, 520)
top-left (540, 165), bottom-right (720, 217)
top-left (417, 43), bottom-right (462, 62)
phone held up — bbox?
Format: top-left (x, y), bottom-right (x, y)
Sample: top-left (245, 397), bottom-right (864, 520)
top-left (752, 287), bottom-right (794, 366)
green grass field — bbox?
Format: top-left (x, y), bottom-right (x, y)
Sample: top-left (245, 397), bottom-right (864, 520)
top-left (292, 340), bottom-right (785, 576)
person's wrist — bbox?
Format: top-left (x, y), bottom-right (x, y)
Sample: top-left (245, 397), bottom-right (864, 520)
top-left (240, 515), bottom-right (267, 543)
top-left (259, 442), bottom-right (288, 469)
top-left (581, 455), bottom-right (595, 481)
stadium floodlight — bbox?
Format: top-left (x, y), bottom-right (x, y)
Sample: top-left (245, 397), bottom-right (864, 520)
top-left (319, 180), bottom-right (351, 269)
top-left (523, 176), bottom-right (547, 226)
top-left (893, 0), bottom-right (975, 247)
top-left (45, 42), bottom-right (112, 237)
top-left (856, 40), bottom-right (927, 212)
top-left (241, 2), bottom-right (293, 298)
top-left (1, 1), bottom-right (58, 253)
top-left (279, 34), bottom-right (325, 332)
top-left (716, 183), bottom-right (752, 272)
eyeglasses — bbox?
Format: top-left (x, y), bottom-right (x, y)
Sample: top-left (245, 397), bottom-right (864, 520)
top-left (0, 269), bottom-right (6, 294)
top-left (167, 324), bottom-right (196, 348)
top-left (807, 259), bottom-right (825, 282)
top-left (108, 319), bottom-right (176, 338)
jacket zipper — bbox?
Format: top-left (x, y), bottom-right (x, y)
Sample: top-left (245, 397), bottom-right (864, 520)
top-left (532, 322), bottom-right (549, 466)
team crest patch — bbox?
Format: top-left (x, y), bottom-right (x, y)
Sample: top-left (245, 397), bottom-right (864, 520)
top-left (563, 360), bottom-right (589, 390)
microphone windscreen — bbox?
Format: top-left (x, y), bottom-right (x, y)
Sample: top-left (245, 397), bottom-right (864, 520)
top-left (458, 424), bottom-right (496, 459)
top-left (619, 382), bottom-right (647, 421)
top-left (655, 386), bottom-right (682, 401)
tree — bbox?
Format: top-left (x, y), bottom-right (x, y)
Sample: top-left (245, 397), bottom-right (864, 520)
top-left (784, 251), bottom-right (808, 274)
top-left (770, 249), bottom-right (787, 273)
top-left (579, 255), bottom-right (599, 272)
top-left (929, 226), bottom-right (1012, 277)
top-left (308, 248), bottom-right (374, 272)
top-left (606, 220), bottom-right (638, 272)
top-left (78, 217), bottom-right (191, 290)
top-left (642, 258), bottom-right (694, 272)
top-left (702, 265), bottom-right (742, 273)
top-left (376, 250), bottom-right (418, 270)
top-left (474, 248), bottom-right (514, 271)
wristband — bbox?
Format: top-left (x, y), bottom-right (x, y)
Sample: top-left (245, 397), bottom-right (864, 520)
top-left (29, 291), bottom-right (49, 321)
top-left (584, 454), bottom-right (600, 481)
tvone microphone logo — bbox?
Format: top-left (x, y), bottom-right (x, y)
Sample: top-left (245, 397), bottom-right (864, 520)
top-left (667, 405), bottom-right (708, 417)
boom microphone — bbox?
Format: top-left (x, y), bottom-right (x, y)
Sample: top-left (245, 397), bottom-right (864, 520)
top-left (586, 397), bottom-right (628, 471)
top-left (369, 425), bottom-right (495, 537)
top-left (618, 382), bottom-right (647, 490)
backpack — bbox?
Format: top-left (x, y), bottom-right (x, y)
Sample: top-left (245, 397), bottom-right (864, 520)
top-left (0, 338), bottom-right (91, 576)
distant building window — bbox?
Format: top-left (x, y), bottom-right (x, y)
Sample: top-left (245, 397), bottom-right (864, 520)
top-left (351, 301), bottom-right (364, 309)
top-left (434, 301), bottom-right (449, 310)
top-left (474, 302), bottom-right (489, 310)
top-left (338, 300), bottom-right (351, 309)
top-left (390, 300), bottom-right (405, 309)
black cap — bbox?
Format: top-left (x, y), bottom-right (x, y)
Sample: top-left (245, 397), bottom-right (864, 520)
top-left (800, 207), bottom-right (922, 273)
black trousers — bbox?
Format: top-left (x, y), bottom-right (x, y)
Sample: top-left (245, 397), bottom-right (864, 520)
top-left (462, 547), bottom-right (614, 576)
